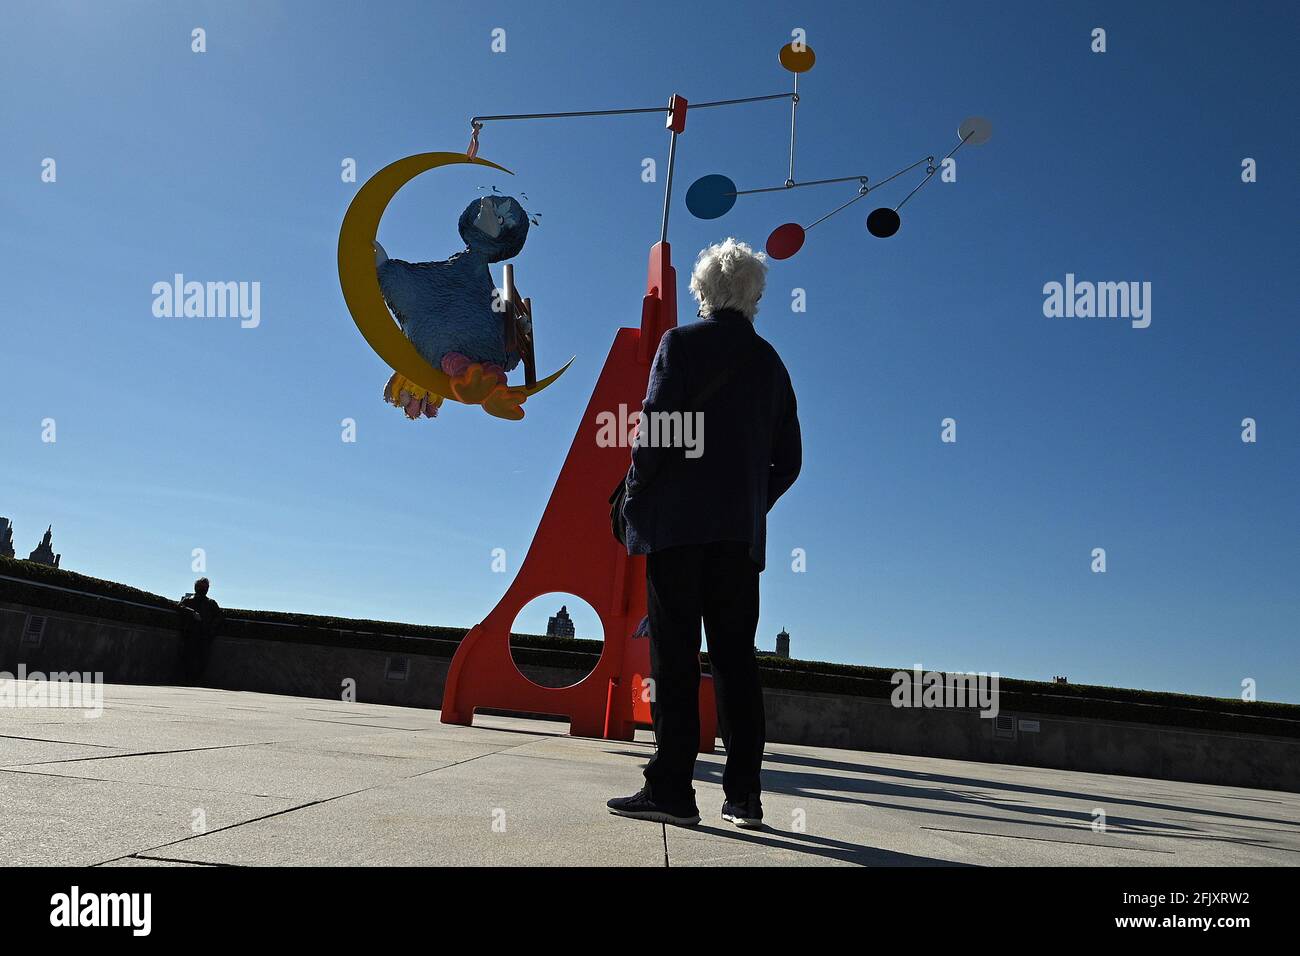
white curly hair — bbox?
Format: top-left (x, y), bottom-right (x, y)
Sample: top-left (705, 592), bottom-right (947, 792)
top-left (688, 237), bottom-right (768, 320)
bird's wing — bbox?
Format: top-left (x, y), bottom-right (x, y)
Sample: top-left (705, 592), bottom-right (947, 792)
top-left (376, 258), bottom-right (446, 327)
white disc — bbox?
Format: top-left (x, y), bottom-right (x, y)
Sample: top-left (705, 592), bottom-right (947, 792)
top-left (958, 116), bottom-right (992, 146)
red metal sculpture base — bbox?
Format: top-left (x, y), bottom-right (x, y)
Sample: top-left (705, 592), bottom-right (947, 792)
top-left (440, 241), bottom-right (717, 753)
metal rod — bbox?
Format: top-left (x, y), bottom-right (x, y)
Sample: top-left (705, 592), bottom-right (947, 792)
top-left (473, 106), bottom-right (666, 123)
top-left (942, 129), bottom-right (974, 162)
top-left (894, 168), bottom-right (936, 212)
top-left (802, 150), bottom-right (951, 231)
top-left (470, 92), bottom-right (791, 126)
top-left (732, 153), bottom-right (933, 200)
top-left (730, 174), bottom-right (870, 197)
top-left (895, 131), bottom-right (972, 212)
top-left (865, 155), bottom-right (932, 193)
top-left (787, 74), bottom-right (798, 185)
top-left (660, 128), bottom-right (678, 245)
top-left (686, 92), bottom-right (793, 110)
top-left (804, 190), bottom-right (870, 231)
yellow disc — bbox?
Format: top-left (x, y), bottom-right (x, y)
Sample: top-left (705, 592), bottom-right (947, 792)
top-left (779, 42), bottom-right (816, 73)
top-left (337, 151), bottom-right (572, 406)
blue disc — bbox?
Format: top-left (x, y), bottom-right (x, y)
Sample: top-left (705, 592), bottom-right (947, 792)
top-left (685, 174), bottom-right (737, 220)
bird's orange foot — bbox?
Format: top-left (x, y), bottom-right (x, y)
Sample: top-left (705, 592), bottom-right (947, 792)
top-left (384, 372), bottom-right (442, 419)
top-left (446, 361), bottom-right (504, 404)
top-left (482, 382), bottom-right (527, 420)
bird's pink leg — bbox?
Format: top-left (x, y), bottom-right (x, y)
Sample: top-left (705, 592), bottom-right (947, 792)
top-left (441, 352), bottom-right (474, 377)
top-left (441, 352), bottom-right (506, 404)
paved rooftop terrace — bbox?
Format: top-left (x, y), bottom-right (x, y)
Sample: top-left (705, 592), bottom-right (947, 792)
top-left (2, 683), bottom-right (1297, 866)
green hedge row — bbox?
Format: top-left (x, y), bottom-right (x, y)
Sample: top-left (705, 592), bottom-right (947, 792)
top-left (751, 666), bottom-right (1300, 738)
top-left (3, 555), bottom-right (1298, 738)
top-left (0, 557), bottom-right (588, 657)
top-left (0, 560), bottom-right (177, 630)
top-left (0, 555), bottom-right (174, 609)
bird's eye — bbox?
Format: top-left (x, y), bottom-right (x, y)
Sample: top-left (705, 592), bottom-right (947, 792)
top-left (497, 216), bottom-right (505, 226)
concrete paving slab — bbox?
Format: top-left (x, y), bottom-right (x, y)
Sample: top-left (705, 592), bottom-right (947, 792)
top-left (99, 856), bottom-right (215, 867)
top-left (662, 742), bottom-right (1300, 867)
top-left (146, 748), bottom-right (671, 867)
top-left (0, 770), bottom-right (295, 866)
top-left (0, 735), bottom-right (127, 766)
top-left (2, 682), bottom-right (1298, 867)
top-left (4, 742), bottom-right (473, 801)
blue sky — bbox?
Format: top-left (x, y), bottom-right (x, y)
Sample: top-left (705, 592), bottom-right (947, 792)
top-left (2, 1), bottom-right (1296, 701)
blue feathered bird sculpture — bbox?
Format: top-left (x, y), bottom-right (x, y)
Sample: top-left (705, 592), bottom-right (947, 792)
top-left (373, 195), bottom-right (533, 419)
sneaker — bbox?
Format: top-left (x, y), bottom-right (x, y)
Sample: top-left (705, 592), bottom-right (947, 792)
top-left (721, 794), bottom-right (764, 829)
top-left (607, 786), bottom-right (701, 827)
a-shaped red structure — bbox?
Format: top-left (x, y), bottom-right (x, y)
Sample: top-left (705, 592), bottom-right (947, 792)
top-left (440, 239), bottom-right (717, 752)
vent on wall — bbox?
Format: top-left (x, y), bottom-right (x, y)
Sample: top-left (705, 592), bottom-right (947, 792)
top-left (385, 656), bottom-right (409, 681)
top-left (993, 713), bottom-right (1017, 740)
top-left (21, 615), bottom-right (47, 647)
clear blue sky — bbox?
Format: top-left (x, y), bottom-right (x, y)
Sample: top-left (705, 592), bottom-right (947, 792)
top-left (2, 1), bottom-right (1296, 702)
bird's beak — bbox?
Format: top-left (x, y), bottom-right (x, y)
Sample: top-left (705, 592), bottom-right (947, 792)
top-left (475, 198), bottom-right (501, 239)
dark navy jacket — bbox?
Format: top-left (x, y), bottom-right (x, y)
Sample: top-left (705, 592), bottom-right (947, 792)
top-left (622, 309), bottom-right (801, 571)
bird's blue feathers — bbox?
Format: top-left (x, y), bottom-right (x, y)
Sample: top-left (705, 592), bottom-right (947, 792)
top-left (376, 195), bottom-right (530, 372)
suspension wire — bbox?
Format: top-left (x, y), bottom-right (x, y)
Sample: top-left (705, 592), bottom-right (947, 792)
top-left (802, 156), bottom-right (930, 230)
top-left (730, 174), bottom-right (869, 197)
top-left (469, 92), bottom-right (792, 127)
top-left (472, 106), bottom-right (662, 123)
top-left (469, 93), bottom-right (975, 251)
top-left (864, 155), bottom-right (933, 194)
top-left (802, 133), bottom-right (973, 231)
top-left (804, 190), bottom-right (870, 231)
top-left (735, 153), bottom-right (930, 207)
top-left (689, 92), bottom-right (793, 110)
top-left (895, 131), bottom-right (973, 212)
top-left (893, 168), bottom-right (936, 212)
top-left (787, 74), bottom-right (799, 186)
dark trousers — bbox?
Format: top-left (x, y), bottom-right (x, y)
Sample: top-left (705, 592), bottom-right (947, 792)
top-left (642, 541), bottom-right (765, 803)
top-left (182, 635), bottom-right (211, 683)
top-left (177, 611), bottom-right (212, 683)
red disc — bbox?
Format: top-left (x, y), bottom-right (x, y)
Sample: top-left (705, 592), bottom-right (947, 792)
top-left (766, 222), bottom-right (805, 260)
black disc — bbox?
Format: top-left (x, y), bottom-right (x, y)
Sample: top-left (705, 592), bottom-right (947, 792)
top-left (866, 207), bottom-right (901, 238)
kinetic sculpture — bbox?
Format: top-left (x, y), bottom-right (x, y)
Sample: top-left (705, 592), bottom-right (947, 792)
top-left (337, 39), bottom-right (988, 745)
top-left (681, 43), bottom-right (991, 257)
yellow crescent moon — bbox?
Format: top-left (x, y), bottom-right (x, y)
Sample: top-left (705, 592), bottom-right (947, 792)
top-left (337, 151), bottom-right (572, 405)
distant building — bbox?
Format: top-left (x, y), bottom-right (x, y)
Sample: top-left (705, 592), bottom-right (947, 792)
top-left (27, 525), bottom-right (60, 568)
top-left (546, 605), bottom-right (575, 638)
top-left (1053, 675), bottom-right (1069, 684)
top-left (757, 628), bottom-right (793, 659)
top-left (0, 517), bottom-right (14, 559)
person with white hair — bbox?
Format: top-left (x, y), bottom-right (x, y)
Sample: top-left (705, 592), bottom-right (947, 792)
top-left (608, 238), bottom-right (802, 829)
